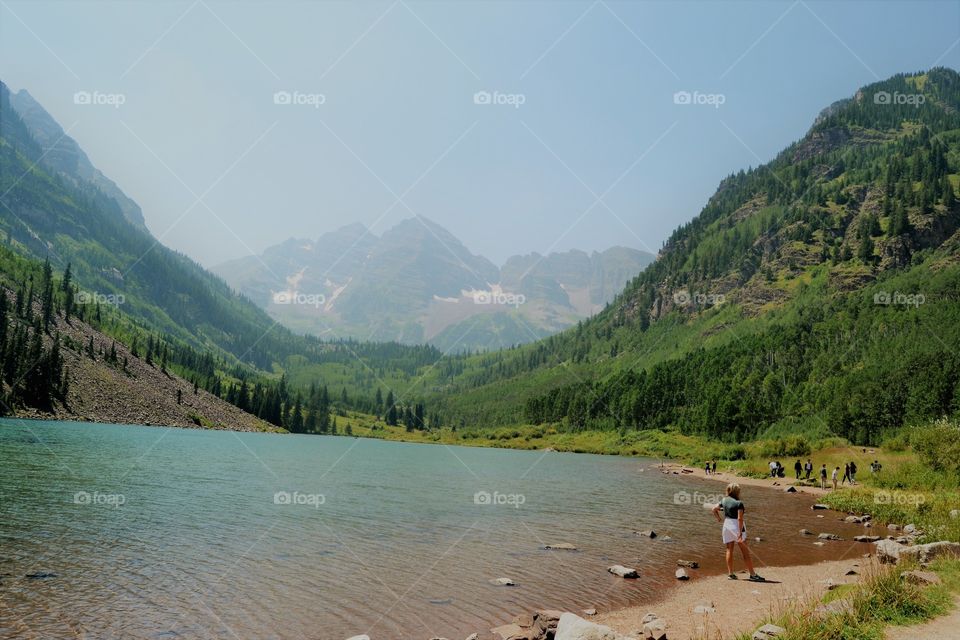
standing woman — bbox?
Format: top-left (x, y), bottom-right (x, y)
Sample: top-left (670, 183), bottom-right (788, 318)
top-left (712, 483), bottom-right (765, 582)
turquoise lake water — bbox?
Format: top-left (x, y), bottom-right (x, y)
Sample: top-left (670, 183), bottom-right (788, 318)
top-left (0, 419), bottom-right (866, 639)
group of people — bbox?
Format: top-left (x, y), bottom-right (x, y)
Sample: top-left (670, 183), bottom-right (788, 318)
top-left (765, 458), bottom-right (878, 490)
top-left (704, 460), bottom-right (717, 475)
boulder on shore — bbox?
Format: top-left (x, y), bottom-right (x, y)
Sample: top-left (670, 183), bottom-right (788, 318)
top-left (554, 612), bottom-right (630, 640)
top-left (752, 623), bottom-right (786, 639)
top-left (875, 539), bottom-right (906, 564)
top-left (901, 570), bottom-right (941, 586)
top-left (812, 504), bottom-right (829, 510)
top-left (898, 541), bottom-right (960, 566)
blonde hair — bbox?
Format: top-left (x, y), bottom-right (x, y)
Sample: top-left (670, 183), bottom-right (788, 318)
top-left (726, 483), bottom-right (741, 499)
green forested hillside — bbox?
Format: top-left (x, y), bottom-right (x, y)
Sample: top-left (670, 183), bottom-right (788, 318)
top-left (421, 68), bottom-right (960, 444)
top-left (0, 81), bottom-right (439, 428)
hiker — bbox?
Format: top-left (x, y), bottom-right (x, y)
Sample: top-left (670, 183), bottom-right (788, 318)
top-left (777, 462), bottom-right (785, 478)
top-left (850, 461), bottom-right (857, 484)
top-left (842, 462), bottom-right (851, 485)
top-left (804, 459), bottom-right (813, 480)
top-left (712, 460), bottom-right (717, 474)
top-left (820, 464), bottom-right (828, 489)
top-left (832, 466), bottom-right (840, 490)
top-left (769, 460), bottom-right (777, 477)
top-left (712, 483), bottom-right (764, 582)
top-left (794, 459), bottom-right (802, 480)
top-left (705, 461), bottom-right (711, 476)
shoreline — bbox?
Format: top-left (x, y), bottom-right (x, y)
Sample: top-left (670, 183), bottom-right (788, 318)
top-left (593, 557), bottom-right (871, 639)
top-left (489, 463), bottom-right (866, 640)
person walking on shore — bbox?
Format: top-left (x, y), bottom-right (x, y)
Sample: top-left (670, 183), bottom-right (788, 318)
top-left (820, 464), bottom-right (827, 489)
top-left (712, 483), bottom-right (764, 582)
top-left (850, 461), bottom-right (857, 484)
top-left (794, 459), bottom-right (802, 480)
top-left (804, 459), bottom-right (813, 480)
top-left (832, 466), bottom-right (840, 490)
top-left (842, 463), bottom-right (851, 485)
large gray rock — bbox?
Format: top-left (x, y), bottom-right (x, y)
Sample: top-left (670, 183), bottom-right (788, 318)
top-left (898, 541), bottom-right (960, 566)
top-left (554, 613), bottom-right (629, 640)
top-left (875, 539), bottom-right (906, 564)
top-left (901, 570), bottom-right (942, 586)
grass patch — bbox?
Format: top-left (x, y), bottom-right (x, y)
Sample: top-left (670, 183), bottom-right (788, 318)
top-left (736, 559), bottom-right (960, 640)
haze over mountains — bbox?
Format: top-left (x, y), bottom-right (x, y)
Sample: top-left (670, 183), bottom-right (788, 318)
top-left (213, 221), bottom-right (653, 351)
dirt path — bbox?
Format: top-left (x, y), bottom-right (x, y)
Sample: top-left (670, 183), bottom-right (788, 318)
top-left (884, 597), bottom-right (960, 640)
top-left (594, 558), bottom-right (872, 640)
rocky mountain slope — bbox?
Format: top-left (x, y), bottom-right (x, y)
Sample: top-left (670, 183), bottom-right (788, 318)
top-left (213, 220), bottom-right (653, 350)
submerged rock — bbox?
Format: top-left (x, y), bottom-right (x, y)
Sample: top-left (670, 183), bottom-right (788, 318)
top-left (608, 564), bottom-right (639, 579)
top-left (854, 535), bottom-right (880, 543)
top-left (636, 530), bottom-right (657, 539)
top-left (676, 559), bottom-right (699, 568)
top-left (544, 543), bottom-right (578, 551)
top-left (491, 577), bottom-right (515, 586)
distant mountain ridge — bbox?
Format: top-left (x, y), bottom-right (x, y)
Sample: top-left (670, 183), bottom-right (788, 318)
top-left (212, 220), bottom-right (654, 350)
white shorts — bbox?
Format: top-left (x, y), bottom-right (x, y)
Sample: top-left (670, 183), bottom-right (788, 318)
top-left (722, 518), bottom-right (745, 544)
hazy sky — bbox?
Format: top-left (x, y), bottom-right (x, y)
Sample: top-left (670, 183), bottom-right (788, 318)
top-left (2, 1), bottom-right (958, 267)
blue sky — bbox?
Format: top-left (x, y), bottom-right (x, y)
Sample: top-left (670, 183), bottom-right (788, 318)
top-left (1, 0), bottom-right (958, 266)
